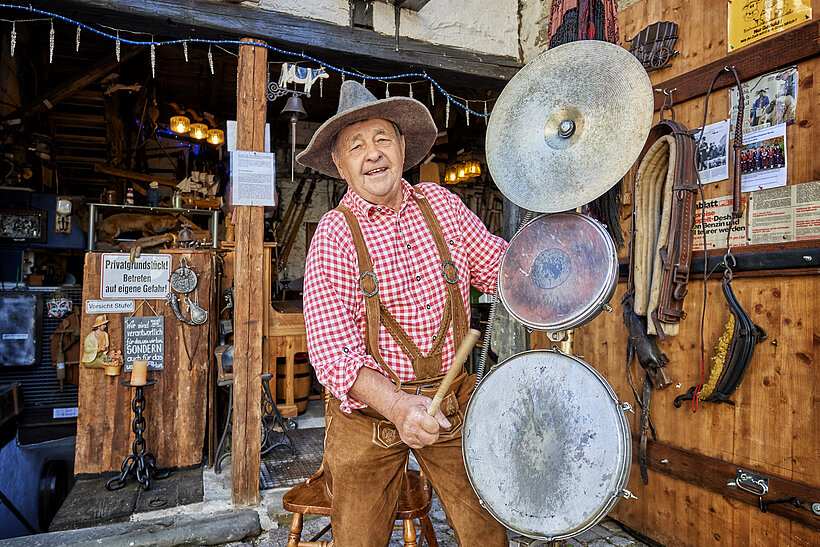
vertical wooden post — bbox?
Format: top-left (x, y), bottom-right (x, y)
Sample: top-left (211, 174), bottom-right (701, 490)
top-left (232, 37), bottom-right (267, 506)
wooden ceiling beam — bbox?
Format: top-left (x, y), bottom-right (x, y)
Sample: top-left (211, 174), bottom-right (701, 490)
top-left (32, 0), bottom-right (521, 88)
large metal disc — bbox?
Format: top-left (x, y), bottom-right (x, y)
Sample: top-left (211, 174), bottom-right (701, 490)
top-left (486, 40), bottom-right (653, 213)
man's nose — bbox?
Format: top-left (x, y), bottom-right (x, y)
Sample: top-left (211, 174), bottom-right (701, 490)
top-left (363, 142), bottom-right (382, 160)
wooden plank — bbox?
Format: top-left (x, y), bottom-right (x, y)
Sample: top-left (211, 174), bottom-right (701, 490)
top-left (94, 165), bottom-right (180, 188)
top-left (24, 47), bottom-right (142, 115)
top-left (74, 251), bottom-right (212, 474)
top-left (47, 0), bottom-right (521, 86)
top-left (648, 20), bottom-right (820, 111)
top-left (231, 37), bottom-right (267, 507)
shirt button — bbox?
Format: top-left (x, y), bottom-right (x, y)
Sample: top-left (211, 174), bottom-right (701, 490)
top-left (432, 335), bottom-right (436, 340)
top-left (426, 304), bottom-right (431, 309)
top-left (343, 347), bottom-right (349, 353)
top-left (415, 275), bottom-right (421, 281)
top-left (448, 239), bottom-right (454, 245)
top-left (406, 244), bottom-right (411, 249)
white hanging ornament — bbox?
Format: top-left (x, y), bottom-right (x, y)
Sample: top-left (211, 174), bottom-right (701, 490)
top-left (75, 25), bottom-right (81, 52)
top-left (430, 82), bottom-right (434, 106)
top-left (183, 41), bottom-right (188, 62)
top-left (10, 23), bottom-right (16, 58)
top-left (150, 41), bottom-right (156, 78)
top-left (115, 31), bottom-right (121, 62)
top-left (385, 82), bottom-right (390, 98)
top-left (466, 101), bottom-right (470, 126)
top-left (49, 21), bottom-right (55, 63)
top-left (341, 72), bottom-right (345, 82)
top-left (484, 101), bottom-right (488, 126)
top-left (445, 99), bottom-right (450, 128)
top-left (362, 78), bottom-right (366, 89)
top-left (408, 83), bottom-right (413, 99)
top-left (319, 76), bottom-right (324, 97)
top-left (208, 46), bottom-right (214, 75)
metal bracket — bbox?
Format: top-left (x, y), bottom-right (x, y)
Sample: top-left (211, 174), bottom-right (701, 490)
top-left (547, 330), bottom-right (568, 342)
top-left (727, 468), bottom-right (769, 496)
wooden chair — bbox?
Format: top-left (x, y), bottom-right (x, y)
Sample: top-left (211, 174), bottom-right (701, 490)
top-left (282, 464), bottom-right (439, 547)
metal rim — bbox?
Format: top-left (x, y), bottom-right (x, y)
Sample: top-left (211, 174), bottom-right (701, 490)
top-left (463, 350), bottom-right (631, 541)
top-left (498, 213), bottom-right (618, 331)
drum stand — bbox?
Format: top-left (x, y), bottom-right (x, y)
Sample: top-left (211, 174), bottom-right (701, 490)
top-left (511, 537), bottom-right (562, 547)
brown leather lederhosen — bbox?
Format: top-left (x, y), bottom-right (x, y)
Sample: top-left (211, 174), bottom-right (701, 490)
top-left (336, 188), bottom-right (467, 436)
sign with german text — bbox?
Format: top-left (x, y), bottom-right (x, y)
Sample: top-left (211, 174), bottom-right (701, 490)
top-left (693, 195), bottom-right (748, 251)
top-left (100, 254), bottom-right (170, 299)
top-left (728, 0), bottom-right (811, 52)
top-left (123, 316), bottom-right (164, 371)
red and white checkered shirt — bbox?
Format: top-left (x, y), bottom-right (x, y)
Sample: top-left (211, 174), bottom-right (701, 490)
top-left (303, 180), bottom-right (507, 412)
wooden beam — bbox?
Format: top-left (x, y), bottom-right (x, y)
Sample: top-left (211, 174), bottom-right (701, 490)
top-left (651, 20), bottom-right (819, 110)
top-left (634, 435), bottom-right (820, 530)
top-left (93, 165), bottom-right (180, 188)
top-left (24, 47), bottom-right (142, 116)
top-left (34, 0), bottom-right (521, 87)
top-left (231, 38), bottom-right (267, 507)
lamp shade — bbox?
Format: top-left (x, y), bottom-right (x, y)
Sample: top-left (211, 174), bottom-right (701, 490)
top-left (445, 166), bottom-right (458, 184)
top-left (467, 160), bottom-right (482, 176)
top-left (207, 128), bottom-right (225, 145)
top-left (171, 115), bottom-right (190, 134)
top-left (190, 123), bottom-right (209, 140)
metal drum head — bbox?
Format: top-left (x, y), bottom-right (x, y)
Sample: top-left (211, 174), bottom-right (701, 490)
top-left (486, 40), bottom-right (653, 212)
top-left (463, 350), bottom-right (631, 541)
top-left (498, 212), bottom-right (617, 331)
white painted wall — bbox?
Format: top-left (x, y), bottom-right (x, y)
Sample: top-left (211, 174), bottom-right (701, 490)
top-left (256, 0), bottom-right (520, 58)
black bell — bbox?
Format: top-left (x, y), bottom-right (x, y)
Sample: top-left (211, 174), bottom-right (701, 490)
top-left (281, 95), bottom-right (307, 120)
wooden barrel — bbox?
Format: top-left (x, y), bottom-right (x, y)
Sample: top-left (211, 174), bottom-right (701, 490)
top-left (276, 352), bottom-right (311, 414)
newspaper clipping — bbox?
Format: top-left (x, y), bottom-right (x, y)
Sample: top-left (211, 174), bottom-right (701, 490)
top-left (693, 195), bottom-right (747, 252)
top-left (747, 180), bottom-right (820, 245)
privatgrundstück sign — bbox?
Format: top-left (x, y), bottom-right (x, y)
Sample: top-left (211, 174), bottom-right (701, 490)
top-left (124, 316), bottom-right (164, 371)
top-left (100, 253), bottom-right (170, 299)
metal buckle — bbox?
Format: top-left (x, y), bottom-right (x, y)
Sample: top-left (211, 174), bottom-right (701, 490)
top-left (441, 260), bottom-right (459, 284)
top-left (358, 271), bottom-right (378, 297)
top-left (415, 382), bottom-right (439, 395)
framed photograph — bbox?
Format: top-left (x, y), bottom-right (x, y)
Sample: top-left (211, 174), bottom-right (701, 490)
top-left (0, 209), bottom-right (47, 243)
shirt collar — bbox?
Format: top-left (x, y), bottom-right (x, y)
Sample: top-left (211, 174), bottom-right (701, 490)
top-left (341, 179), bottom-right (421, 217)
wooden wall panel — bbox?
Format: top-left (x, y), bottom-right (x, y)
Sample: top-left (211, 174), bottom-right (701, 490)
top-left (75, 250), bottom-right (214, 474)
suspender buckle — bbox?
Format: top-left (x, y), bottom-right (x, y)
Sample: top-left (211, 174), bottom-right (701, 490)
top-left (415, 382), bottom-right (440, 395)
top-left (441, 260), bottom-right (459, 284)
top-left (359, 271), bottom-right (379, 297)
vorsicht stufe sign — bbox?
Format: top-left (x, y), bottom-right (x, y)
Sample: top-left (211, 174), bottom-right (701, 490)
top-left (100, 253), bottom-right (171, 299)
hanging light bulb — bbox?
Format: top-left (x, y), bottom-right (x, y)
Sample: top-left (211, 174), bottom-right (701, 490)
top-left (207, 128), bottom-right (225, 145)
top-left (445, 166), bottom-right (458, 184)
top-left (189, 123), bottom-right (209, 140)
top-left (457, 162), bottom-right (468, 181)
top-left (467, 160), bottom-right (482, 177)
top-left (170, 116), bottom-right (191, 134)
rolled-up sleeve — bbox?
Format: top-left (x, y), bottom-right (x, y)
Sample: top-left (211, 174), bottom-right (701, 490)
top-left (302, 213), bottom-right (380, 412)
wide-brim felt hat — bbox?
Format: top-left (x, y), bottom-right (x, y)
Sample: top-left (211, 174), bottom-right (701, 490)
top-left (92, 314), bottom-right (109, 328)
top-left (296, 80), bottom-right (437, 179)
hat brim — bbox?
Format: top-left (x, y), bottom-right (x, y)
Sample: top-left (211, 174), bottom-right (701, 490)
top-left (296, 97), bottom-right (437, 179)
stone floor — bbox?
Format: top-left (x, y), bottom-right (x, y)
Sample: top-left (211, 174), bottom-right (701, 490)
top-left (250, 491), bottom-right (649, 547)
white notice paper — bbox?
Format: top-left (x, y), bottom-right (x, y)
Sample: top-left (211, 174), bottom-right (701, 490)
top-left (693, 119), bottom-right (729, 184)
top-left (232, 150), bottom-right (277, 206)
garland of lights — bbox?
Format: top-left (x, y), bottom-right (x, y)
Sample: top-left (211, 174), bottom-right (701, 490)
top-left (0, 2), bottom-right (495, 121)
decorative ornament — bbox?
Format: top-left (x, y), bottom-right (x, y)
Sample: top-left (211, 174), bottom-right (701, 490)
top-left (75, 25), bottom-right (81, 52)
top-left (385, 82), bottom-right (390, 98)
top-left (150, 42), bottom-right (156, 78)
top-left (49, 20), bottom-right (55, 63)
top-left (627, 21), bottom-right (679, 72)
top-left (362, 78), bottom-right (366, 89)
top-left (484, 101), bottom-right (488, 125)
top-left (183, 41), bottom-right (188, 62)
top-left (341, 72), bottom-right (345, 82)
top-left (46, 294), bottom-right (73, 319)
top-left (319, 76), bottom-right (323, 97)
top-left (10, 22), bottom-right (16, 58)
top-left (409, 83), bottom-right (413, 99)
top-left (115, 31), bottom-right (121, 62)
top-left (466, 101), bottom-right (470, 126)
top-left (430, 82), bottom-right (435, 106)
top-left (208, 45), bottom-right (214, 74)
top-left (445, 99), bottom-right (450, 128)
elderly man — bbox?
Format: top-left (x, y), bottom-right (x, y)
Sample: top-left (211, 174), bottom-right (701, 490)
top-left (298, 80), bottom-right (509, 545)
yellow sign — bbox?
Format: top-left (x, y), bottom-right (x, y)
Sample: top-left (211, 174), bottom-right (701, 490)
top-left (728, 0), bottom-right (812, 51)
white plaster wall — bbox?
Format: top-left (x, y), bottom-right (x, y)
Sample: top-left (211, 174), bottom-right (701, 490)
top-left (255, 0), bottom-right (519, 58)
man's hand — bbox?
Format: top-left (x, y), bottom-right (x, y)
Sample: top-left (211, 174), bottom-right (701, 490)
top-left (348, 367), bottom-right (451, 449)
top-left (388, 392), bottom-right (451, 449)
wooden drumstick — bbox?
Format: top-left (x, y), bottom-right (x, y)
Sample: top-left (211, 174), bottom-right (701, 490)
top-left (427, 329), bottom-right (481, 416)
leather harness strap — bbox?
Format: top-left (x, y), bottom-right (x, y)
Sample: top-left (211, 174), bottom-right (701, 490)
top-left (335, 188), bottom-right (468, 388)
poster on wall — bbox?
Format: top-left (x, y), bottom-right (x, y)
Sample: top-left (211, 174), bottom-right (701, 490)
top-left (740, 123), bottom-right (787, 193)
top-left (123, 316), bottom-right (164, 371)
top-left (747, 180), bottom-right (820, 245)
top-left (693, 195), bottom-right (748, 251)
top-left (730, 66), bottom-right (798, 136)
top-left (693, 119), bottom-right (729, 184)
top-left (728, 0), bottom-right (812, 52)
top-left (231, 150), bottom-right (277, 207)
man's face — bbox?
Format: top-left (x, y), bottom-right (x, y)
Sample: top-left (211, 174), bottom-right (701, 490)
top-left (331, 118), bottom-right (406, 210)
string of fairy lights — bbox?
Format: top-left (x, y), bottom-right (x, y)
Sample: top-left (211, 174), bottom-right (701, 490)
top-left (0, 3), bottom-right (496, 127)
